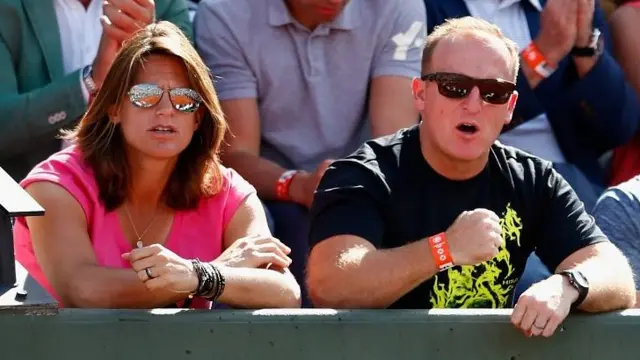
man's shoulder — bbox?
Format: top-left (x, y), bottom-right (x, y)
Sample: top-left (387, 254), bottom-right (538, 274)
top-left (360, 125), bottom-right (417, 157)
top-left (596, 175), bottom-right (640, 211)
top-left (611, 175), bottom-right (640, 198)
top-left (340, 126), bottom-right (418, 175)
top-left (491, 141), bottom-right (553, 173)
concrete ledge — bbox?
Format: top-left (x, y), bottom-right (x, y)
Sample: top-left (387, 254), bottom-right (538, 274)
top-left (0, 309), bottom-right (639, 359)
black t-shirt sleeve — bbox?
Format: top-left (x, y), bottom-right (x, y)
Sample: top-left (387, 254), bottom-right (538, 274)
top-left (534, 163), bottom-right (609, 272)
top-left (308, 156), bottom-right (390, 249)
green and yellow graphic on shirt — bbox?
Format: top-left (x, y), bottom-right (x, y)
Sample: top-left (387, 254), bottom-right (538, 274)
top-left (429, 203), bottom-right (523, 308)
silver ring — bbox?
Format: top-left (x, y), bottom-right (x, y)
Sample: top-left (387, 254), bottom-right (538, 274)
top-left (533, 323), bottom-right (546, 330)
top-left (145, 267), bottom-right (154, 279)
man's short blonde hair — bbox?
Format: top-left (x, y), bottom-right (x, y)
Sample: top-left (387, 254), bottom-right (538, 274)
top-left (422, 17), bottom-right (520, 80)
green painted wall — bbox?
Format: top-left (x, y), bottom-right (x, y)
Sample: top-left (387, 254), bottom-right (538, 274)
top-left (0, 309), bottom-right (638, 359)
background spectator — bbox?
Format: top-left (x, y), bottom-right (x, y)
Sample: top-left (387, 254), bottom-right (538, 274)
top-left (13, 22), bottom-right (300, 309)
top-left (0, 0), bottom-right (192, 181)
top-left (194, 0), bottom-right (426, 306)
top-left (592, 174), bottom-right (640, 307)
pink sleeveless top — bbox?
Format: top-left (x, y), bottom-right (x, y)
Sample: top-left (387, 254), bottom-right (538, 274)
top-left (13, 145), bottom-right (255, 309)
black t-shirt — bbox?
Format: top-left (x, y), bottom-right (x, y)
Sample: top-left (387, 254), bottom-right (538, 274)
top-left (309, 125), bottom-right (607, 309)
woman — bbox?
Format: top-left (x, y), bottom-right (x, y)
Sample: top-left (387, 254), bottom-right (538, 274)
top-left (12, 21), bottom-right (301, 309)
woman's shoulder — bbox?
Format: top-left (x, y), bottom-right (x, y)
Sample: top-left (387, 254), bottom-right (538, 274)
top-left (215, 164), bottom-right (256, 198)
top-left (197, 165), bottom-right (256, 222)
top-left (22, 145), bottom-right (94, 184)
top-left (20, 145), bottom-right (100, 216)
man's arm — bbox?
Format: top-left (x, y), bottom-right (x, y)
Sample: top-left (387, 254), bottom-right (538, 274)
top-left (368, 0), bottom-right (425, 137)
top-left (554, 241), bottom-right (635, 312)
top-left (535, 164), bottom-right (636, 312)
top-left (0, 37), bottom-right (87, 159)
top-left (307, 156), bottom-right (436, 308)
top-left (217, 99), bottom-right (289, 199)
top-left (591, 180), bottom-right (640, 307)
top-left (307, 234), bottom-right (439, 308)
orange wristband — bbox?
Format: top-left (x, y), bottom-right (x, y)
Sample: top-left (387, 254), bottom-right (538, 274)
top-left (521, 42), bottom-right (556, 78)
top-left (428, 232), bottom-right (454, 271)
top-left (275, 170), bottom-right (298, 201)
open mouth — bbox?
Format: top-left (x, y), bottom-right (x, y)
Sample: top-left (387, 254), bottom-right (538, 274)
top-left (456, 122), bottom-right (478, 135)
top-left (148, 125), bottom-right (177, 134)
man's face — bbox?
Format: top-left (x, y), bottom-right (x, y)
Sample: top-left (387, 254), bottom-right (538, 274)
top-left (412, 33), bottom-right (517, 163)
top-left (287, 0), bottom-right (350, 24)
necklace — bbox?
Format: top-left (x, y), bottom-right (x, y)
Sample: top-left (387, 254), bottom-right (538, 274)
top-left (124, 203), bottom-right (158, 244)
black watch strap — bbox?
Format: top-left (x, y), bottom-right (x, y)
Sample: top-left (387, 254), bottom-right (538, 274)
top-left (570, 29), bottom-right (603, 58)
top-left (570, 46), bottom-right (596, 57)
top-left (560, 269), bottom-right (589, 310)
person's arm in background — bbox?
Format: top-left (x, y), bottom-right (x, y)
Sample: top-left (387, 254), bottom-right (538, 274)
top-left (591, 177), bottom-right (640, 307)
top-left (193, 3), bottom-right (286, 199)
top-left (193, 3), bottom-right (324, 207)
top-left (0, 36), bottom-right (89, 159)
top-left (0, 0), bottom-right (192, 160)
top-left (368, 0), bottom-right (425, 137)
top-left (519, 0), bottom-right (640, 152)
top-left (609, 3), bottom-right (640, 97)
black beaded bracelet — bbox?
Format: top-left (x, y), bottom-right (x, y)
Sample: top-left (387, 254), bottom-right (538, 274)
top-left (190, 259), bottom-right (226, 302)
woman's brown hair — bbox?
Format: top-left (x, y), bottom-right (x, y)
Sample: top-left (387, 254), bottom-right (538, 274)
top-left (65, 21), bottom-right (227, 211)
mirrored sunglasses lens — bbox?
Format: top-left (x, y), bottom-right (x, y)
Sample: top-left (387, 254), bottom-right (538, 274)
top-left (169, 89), bottom-right (201, 113)
top-left (129, 85), bottom-right (162, 108)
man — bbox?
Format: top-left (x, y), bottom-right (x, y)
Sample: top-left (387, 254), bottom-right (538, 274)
top-left (194, 0), bottom-right (425, 305)
top-left (423, 0), bottom-right (640, 299)
top-left (0, 0), bottom-right (192, 181)
top-left (306, 17), bottom-right (635, 337)
top-left (592, 174), bottom-right (640, 307)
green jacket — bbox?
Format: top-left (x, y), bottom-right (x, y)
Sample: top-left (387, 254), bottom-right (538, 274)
top-left (0, 0), bottom-right (192, 181)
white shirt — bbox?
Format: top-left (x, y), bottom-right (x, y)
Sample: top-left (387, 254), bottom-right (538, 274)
top-left (54, 0), bottom-right (103, 75)
top-left (464, 0), bottom-right (567, 163)
top-left (54, 0), bottom-right (103, 148)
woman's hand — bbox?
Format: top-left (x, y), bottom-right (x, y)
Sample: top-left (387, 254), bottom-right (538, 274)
top-left (122, 244), bottom-right (198, 293)
top-left (215, 234), bottom-right (292, 269)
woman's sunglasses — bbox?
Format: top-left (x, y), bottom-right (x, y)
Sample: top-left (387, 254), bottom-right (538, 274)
top-left (421, 72), bottom-right (516, 105)
top-left (127, 83), bottom-right (203, 113)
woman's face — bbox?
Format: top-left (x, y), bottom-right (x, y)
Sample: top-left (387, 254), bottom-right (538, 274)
top-left (112, 53), bottom-right (202, 160)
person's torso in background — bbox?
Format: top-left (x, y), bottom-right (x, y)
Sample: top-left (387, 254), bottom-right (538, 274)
top-left (465, 0), bottom-right (567, 164)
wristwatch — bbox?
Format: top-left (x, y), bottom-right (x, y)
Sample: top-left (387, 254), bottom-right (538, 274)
top-left (82, 65), bottom-right (99, 97)
top-left (570, 28), bottom-right (604, 57)
top-left (559, 269), bottom-right (589, 310)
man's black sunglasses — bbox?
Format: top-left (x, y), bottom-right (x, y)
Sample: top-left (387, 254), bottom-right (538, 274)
top-left (421, 72), bottom-right (516, 105)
